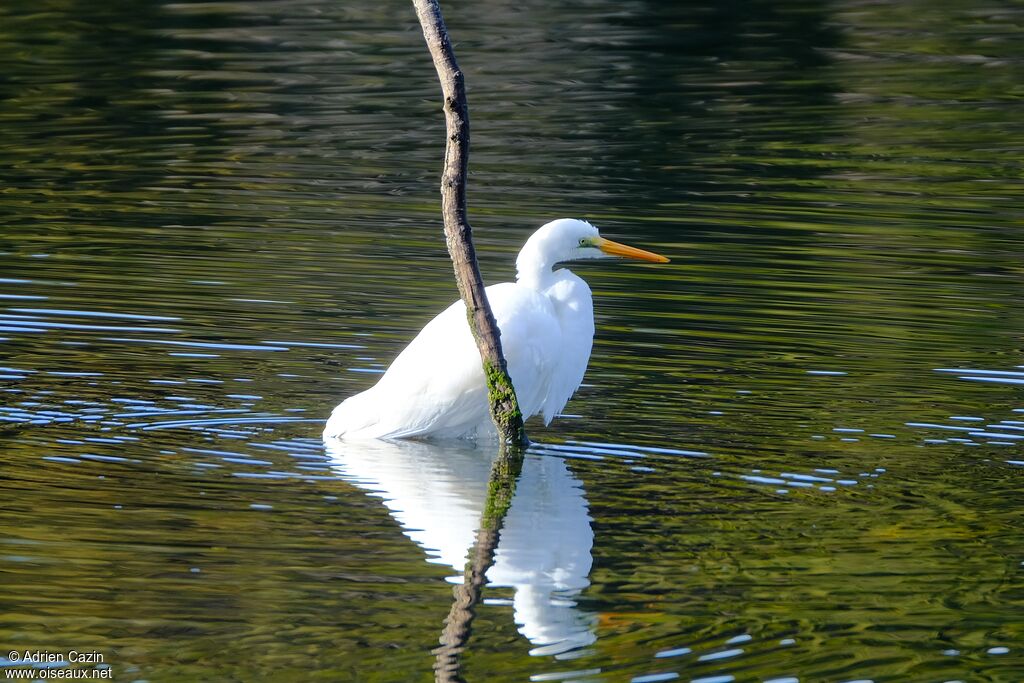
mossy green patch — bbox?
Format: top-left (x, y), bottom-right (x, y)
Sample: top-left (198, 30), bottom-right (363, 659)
top-left (482, 358), bottom-right (527, 446)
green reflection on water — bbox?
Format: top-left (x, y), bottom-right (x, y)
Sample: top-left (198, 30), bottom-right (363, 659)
top-left (1, 0), bottom-right (1022, 681)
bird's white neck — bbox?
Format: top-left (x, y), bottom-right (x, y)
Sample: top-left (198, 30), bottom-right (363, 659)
top-left (515, 243), bottom-right (561, 291)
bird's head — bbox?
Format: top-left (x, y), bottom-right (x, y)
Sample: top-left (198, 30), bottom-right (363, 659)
top-left (516, 218), bottom-right (669, 283)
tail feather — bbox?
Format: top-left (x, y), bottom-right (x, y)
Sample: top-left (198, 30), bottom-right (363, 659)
top-left (323, 388), bottom-right (382, 439)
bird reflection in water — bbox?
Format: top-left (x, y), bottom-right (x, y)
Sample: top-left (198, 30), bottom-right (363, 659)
top-left (323, 438), bottom-right (596, 658)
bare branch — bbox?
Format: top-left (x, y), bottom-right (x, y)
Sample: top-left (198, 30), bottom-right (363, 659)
top-left (411, 0), bottom-right (527, 446)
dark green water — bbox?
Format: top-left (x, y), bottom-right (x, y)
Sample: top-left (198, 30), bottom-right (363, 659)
top-left (1, 0), bottom-right (1022, 681)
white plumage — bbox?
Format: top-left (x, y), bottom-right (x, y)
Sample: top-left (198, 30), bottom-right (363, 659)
top-left (323, 218), bottom-right (668, 440)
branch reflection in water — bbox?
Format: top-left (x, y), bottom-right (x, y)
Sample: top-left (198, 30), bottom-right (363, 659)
top-left (322, 438), bottom-right (596, 678)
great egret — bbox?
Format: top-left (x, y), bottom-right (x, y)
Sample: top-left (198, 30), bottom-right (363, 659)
top-left (323, 218), bottom-right (669, 439)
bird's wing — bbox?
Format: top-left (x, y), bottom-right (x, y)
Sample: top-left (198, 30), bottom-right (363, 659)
top-left (343, 282), bottom-right (559, 438)
top-left (489, 282), bottom-right (562, 421)
top-left (368, 299), bottom-right (489, 438)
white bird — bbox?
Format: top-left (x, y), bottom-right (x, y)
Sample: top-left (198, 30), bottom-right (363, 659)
top-left (323, 218), bottom-right (669, 440)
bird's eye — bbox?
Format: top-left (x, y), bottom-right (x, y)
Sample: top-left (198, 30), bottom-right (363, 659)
top-left (579, 239), bottom-right (587, 247)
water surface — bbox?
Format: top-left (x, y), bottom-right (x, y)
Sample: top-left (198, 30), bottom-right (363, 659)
top-left (1, 0), bottom-right (1022, 681)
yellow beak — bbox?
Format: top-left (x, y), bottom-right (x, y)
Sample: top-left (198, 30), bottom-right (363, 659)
top-left (595, 237), bottom-right (670, 263)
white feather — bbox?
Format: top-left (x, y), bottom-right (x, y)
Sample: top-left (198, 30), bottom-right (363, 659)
top-left (324, 218), bottom-right (664, 439)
